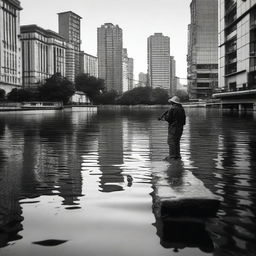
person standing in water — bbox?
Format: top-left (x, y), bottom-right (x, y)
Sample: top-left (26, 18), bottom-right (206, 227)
top-left (158, 96), bottom-right (186, 160)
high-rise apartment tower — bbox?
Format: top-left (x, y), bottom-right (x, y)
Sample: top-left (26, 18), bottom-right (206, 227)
top-left (58, 11), bottom-right (82, 81)
top-left (147, 33), bottom-right (171, 91)
top-left (97, 23), bottom-right (123, 93)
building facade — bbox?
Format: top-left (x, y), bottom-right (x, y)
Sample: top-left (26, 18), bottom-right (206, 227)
top-left (170, 56), bottom-right (177, 96)
top-left (20, 25), bottom-right (66, 88)
top-left (187, 0), bottom-right (218, 99)
top-left (0, 0), bottom-right (22, 93)
top-left (58, 11), bottom-right (82, 81)
top-left (147, 33), bottom-right (170, 91)
top-left (79, 51), bottom-right (98, 78)
top-left (122, 48), bottom-right (129, 92)
top-left (97, 23), bottom-right (123, 93)
top-left (219, 0), bottom-right (256, 91)
top-left (128, 57), bottom-right (134, 90)
top-left (138, 72), bottom-right (148, 87)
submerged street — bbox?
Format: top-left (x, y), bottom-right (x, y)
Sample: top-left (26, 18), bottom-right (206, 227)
top-left (0, 108), bottom-right (255, 256)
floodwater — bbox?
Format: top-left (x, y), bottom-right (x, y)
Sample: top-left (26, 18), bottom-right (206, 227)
top-left (0, 108), bottom-right (255, 256)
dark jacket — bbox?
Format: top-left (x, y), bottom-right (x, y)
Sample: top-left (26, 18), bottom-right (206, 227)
top-left (164, 104), bottom-right (186, 128)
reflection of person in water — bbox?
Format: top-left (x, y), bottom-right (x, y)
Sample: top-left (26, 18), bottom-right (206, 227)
top-left (165, 160), bottom-right (185, 190)
top-left (159, 96), bottom-right (186, 160)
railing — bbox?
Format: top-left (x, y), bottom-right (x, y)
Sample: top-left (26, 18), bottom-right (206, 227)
top-left (226, 58), bottom-right (237, 65)
top-left (226, 45), bottom-right (237, 54)
top-left (225, 14), bottom-right (237, 27)
top-left (225, 1), bottom-right (237, 16)
top-left (226, 30), bottom-right (237, 41)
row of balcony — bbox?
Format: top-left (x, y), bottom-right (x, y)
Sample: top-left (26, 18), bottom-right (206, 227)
top-left (226, 58), bottom-right (237, 65)
top-left (225, 1), bottom-right (237, 16)
top-left (225, 14), bottom-right (237, 28)
top-left (226, 45), bottom-right (237, 54)
top-left (226, 30), bottom-right (237, 41)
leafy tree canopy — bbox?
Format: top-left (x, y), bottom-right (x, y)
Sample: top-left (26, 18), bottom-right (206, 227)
top-left (7, 88), bottom-right (39, 102)
top-left (175, 89), bottom-right (189, 102)
top-left (0, 89), bottom-right (6, 101)
top-left (75, 73), bottom-right (105, 103)
top-left (116, 86), bottom-right (169, 105)
top-left (38, 73), bottom-right (75, 104)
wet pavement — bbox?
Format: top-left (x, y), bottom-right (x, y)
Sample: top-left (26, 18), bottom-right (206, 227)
top-left (0, 108), bottom-right (255, 256)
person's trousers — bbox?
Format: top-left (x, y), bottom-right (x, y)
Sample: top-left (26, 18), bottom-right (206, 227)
top-left (167, 126), bottom-right (183, 159)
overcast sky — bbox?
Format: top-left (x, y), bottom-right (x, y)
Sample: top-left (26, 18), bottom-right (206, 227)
top-left (20, 0), bottom-right (191, 83)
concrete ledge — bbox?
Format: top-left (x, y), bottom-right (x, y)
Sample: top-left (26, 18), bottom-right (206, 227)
top-left (151, 161), bottom-right (222, 218)
top-left (160, 197), bottom-right (220, 218)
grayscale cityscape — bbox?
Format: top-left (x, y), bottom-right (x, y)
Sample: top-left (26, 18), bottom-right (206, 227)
top-left (0, 0), bottom-right (256, 256)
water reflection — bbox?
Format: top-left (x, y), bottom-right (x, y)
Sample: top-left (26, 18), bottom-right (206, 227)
top-left (0, 109), bottom-right (255, 256)
top-left (0, 112), bottom-right (97, 248)
top-left (98, 112), bottom-right (124, 193)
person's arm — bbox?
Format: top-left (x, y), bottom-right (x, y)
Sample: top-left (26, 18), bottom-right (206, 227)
top-left (158, 110), bottom-right (168, 121)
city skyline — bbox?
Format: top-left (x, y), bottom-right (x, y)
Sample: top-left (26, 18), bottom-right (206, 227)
top-left (20, 0), bottom-right (190, 83)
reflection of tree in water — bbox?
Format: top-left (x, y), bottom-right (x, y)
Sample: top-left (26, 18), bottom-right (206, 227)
top-left (0, 111), bottom-right (98, 247)
top-left (98, 112), bottom-right (124, 192)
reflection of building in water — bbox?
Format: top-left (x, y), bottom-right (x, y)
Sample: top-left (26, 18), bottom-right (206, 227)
top-left (98, 113), bottom-right (124, 192)
top-left (0, 111), bottom-right (98, 247)
top-left (0, 122), bottom-right (24, 247)
top-left (122, 117), bottom-right (151, 165)
top-left (148, 114), bottom-right (169, 161)
top-left (187, 109), bottom-right (220, 192)
top-left (212, 124), bottom-right (256, 255)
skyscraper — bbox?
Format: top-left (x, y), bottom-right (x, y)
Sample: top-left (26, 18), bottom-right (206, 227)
top-left (58, 11), bottom-right (82, 81)
top-left (122, 48), bottom-right (129, 93)
top-left (97, 23), bottom-right (123, 93)
top-left (147, 33), bottom-right (170, 91)
top-left (0, 0), bottom-right (22, 93)
top-left (128, 57), bottom-right (134, 91)
top-left (187, 0), bottom-right (218, 99)
top-left (170, 56), bottom-right (177, 96)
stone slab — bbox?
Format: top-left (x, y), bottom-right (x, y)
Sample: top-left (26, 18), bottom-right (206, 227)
top-left (151, 161), bottom-right (222, 218)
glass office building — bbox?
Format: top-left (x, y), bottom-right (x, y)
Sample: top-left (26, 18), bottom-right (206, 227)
top-left (187, 0), bottom-right (218, 99)
top-left (219, 0), bottom-right (256, 91)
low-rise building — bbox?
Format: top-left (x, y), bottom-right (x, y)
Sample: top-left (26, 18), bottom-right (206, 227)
top-left (20, 25), bottom-right (66, 88)
top-left (70, 91), bottom-right (90, 104)
top-left (79, 51), bottom-right (98, 77)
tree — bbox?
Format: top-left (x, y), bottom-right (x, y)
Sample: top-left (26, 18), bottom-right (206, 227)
top-left (75, 73), bottom-right (105, 103)
top-left (0, 89), bottom-right (6, 101)
top-left (151, 87), bottom-right (169, 104)
top-left (175, 89), bottom-right (189, 102)
top-left (38, 73), bottom-right (75, 104)
top-left (7, 88), bottom-right (39, 102)
top-left (95, 90), bottom-right (118, 105)
top-left (116, 87), bottom-right (152, 105)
